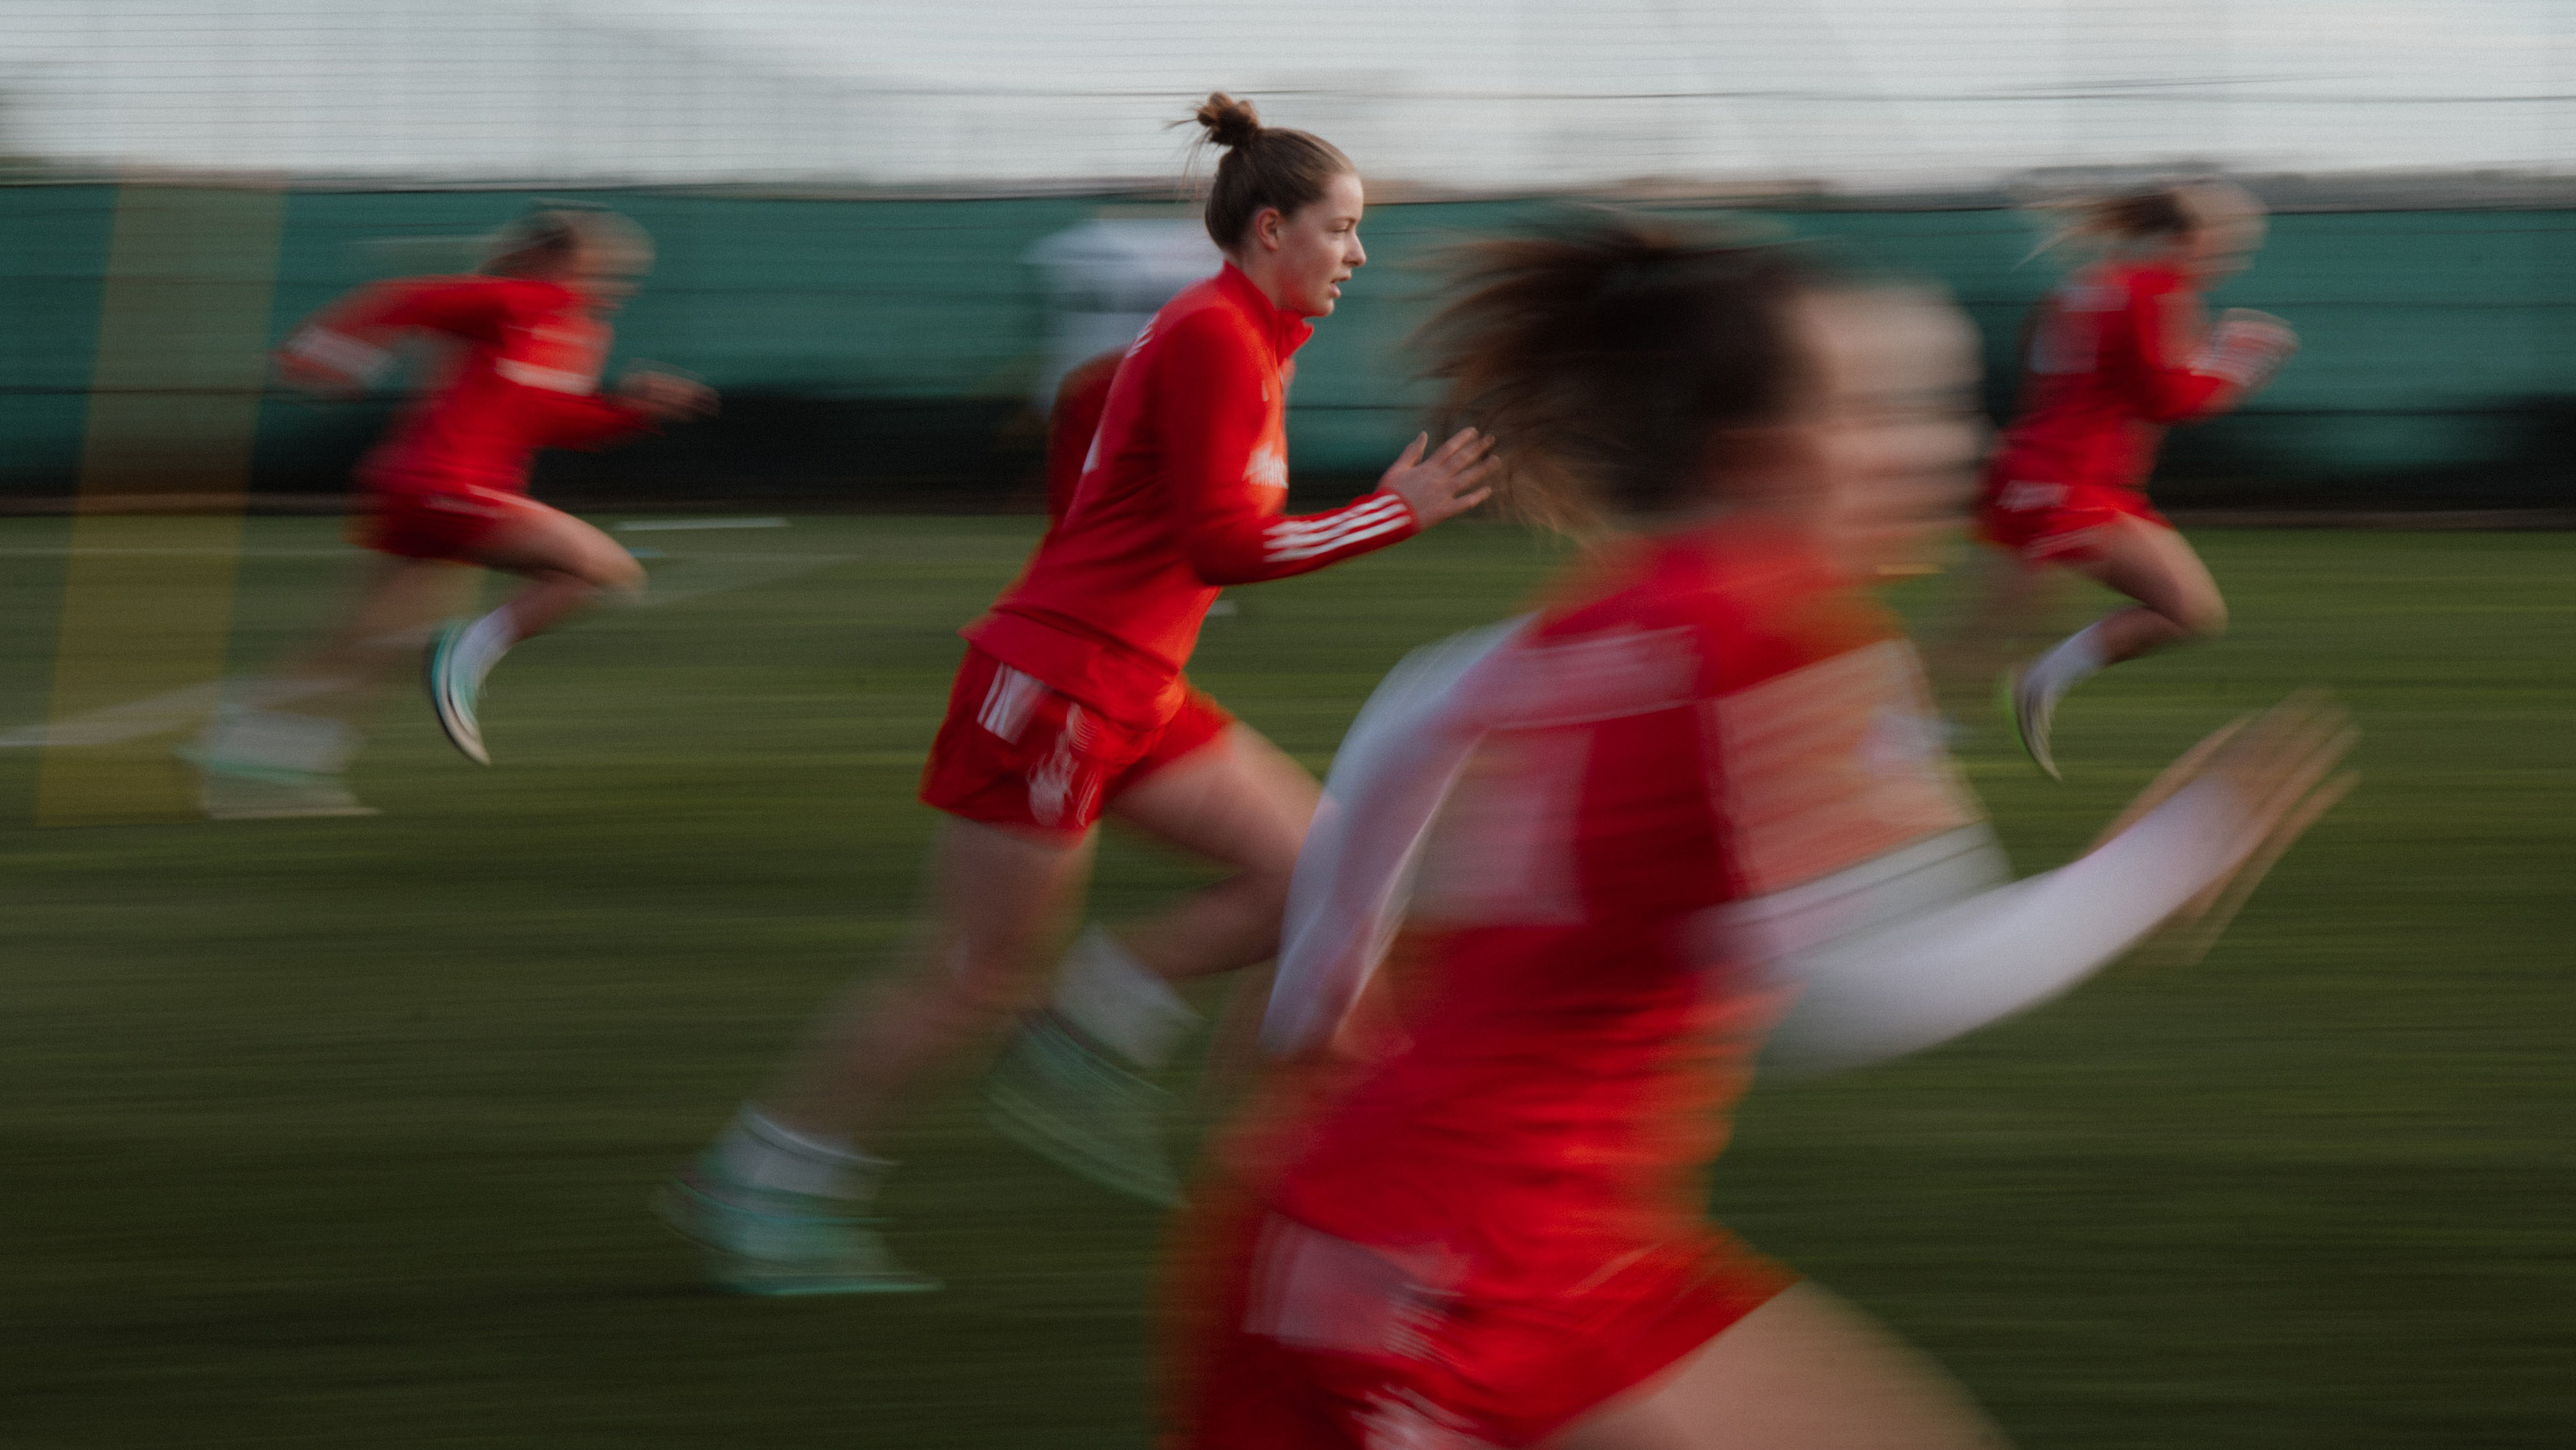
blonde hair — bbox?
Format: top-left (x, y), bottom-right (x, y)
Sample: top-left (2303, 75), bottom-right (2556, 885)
top-left (481, 208), bottom-right (651, 278)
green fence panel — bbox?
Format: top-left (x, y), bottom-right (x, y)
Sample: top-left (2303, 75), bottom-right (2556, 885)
top-left (5, 184), bottom-right (2572, 503)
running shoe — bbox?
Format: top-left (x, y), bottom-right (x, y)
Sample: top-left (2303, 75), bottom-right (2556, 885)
top-left (2005, 665), bottom-right (2064, 781)
top-left (179, 748), bottom-right (379, 820)
top-left (652, 1167), bottom-right (939, 1297)
top-left (981, 1009), bottom-right (1182, 1207)
top-left (423, 621), bottom-right (489, 766)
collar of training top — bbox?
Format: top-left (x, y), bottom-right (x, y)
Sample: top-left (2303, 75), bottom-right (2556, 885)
top-left (1215, 261), bottom-right (1316, 363)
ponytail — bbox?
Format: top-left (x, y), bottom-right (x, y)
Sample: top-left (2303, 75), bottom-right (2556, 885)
top-left (1190, 93), bottom-right (1354, 251)
top-left (2028, 179), bottom-right (2260, 261)
top-left (2029, 186), bottom-right (2191, 260)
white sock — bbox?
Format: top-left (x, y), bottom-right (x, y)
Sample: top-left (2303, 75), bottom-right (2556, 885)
top-left (199, 705), bottom-right (359, 776)
top-left (2025, 620), bottom-right (2112, 711)
top-left (708, 1106), bottom-right (887, 1201)
top-left (1048, 924), bottom-right (1201, 1070)
top-left (451, 605), bottom-right (524, 693)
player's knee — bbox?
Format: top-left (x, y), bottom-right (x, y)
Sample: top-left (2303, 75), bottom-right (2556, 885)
top-left (1229, 841), bottom-right (1301, 913)
top-left (2174, 594), bottom-right (2228, 639)
top-left (588, 548), bottom-right (648, 598)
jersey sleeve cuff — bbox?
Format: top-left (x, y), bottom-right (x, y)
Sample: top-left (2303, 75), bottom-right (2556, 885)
top-left (1257, 491), bottom-right (1418, 567)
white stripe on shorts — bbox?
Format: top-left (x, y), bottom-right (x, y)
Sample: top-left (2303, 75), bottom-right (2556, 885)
top-left (976, 664), bottom-right (1047, 744)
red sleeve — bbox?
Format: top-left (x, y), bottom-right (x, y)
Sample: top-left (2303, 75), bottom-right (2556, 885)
top-left (529, 391), bottom-right (654, 452)
top-left (1154, 313), bottom-right (1418, 587)
top-left (276, 276), bottom-right (515, 388)
top-left (1046, 350), bottom-right (1122, 528)
top-left (351, 277), bottom-right (517, 342)
top-left (2124, 270), bottom-right (2247, 423)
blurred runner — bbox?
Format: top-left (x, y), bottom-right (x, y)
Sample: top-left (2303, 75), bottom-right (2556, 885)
top-left (188, 209), bottom-right (715, 817)
top-left (1962, 180), bottom-right (2297, 776)
top-left (658, 94), bottom-right (1493, 1293)
top-left (1161, 220), bottom-right (2350, 1450)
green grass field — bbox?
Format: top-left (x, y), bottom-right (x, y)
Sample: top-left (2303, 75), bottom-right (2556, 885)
top-left (1, 516), bottom-right (2567, 1448)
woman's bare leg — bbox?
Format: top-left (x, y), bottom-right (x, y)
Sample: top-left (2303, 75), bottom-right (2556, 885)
top-left (1550, 1285), bottom-right (2005, 1450)
top-left (193, 555), bottom-right (476, 803)
top-left (465, 503), bottom-right (645, 635)
top-left (427, 504), bottom-right (645, 761)
top-left (443, 504), bottom-right (644, 691)
top-left (690, 727), bottom-right (1315, 1227)
top-left (2064, 513), bottom-right (2228, 664)
top-left (1097, 724), bottom-right (1318, 1106)
top-left (1032, 725), bottom-right (1318, 1066)
top-left (969, 726), bottom-right (1318, 1199)
top-left (662, 817), bottom-right (1097, 1293)
top-left (739, 728), bottom-right (1312, 1152)
top-left (253, 555), bottom-right (478, 723)
top-left (759, 817), bottom-right (1097, 1145)
top-left (1108, 724), bottom-right (1321, 984)
top-left (2012, 517), bottom-right (2228, 774)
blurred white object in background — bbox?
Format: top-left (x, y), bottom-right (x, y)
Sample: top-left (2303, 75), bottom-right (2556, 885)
top-left (1022, 220), bottom-right (1220, 410)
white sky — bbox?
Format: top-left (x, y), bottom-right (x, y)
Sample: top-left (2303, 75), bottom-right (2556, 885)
top-left (2, 0), bottom-right (2567, 186)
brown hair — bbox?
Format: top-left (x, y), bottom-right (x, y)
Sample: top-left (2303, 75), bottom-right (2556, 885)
top-left (1419, 216), bottom-right (1822, 534)
top-left (482, 207), bottom-right (650, 278)
top-left (2033, 179), bottom-right (2257, 258)
top-left (1190, 93), bottom-right (1354, 251)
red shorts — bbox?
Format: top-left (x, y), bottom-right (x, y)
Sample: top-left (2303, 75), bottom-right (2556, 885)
top-left (919, 646), bottom-right (1235, 838)
top-left (1977, 477), bottom-right (2171, 564)
top-left (1161, 1176), bottom-right (1795, 1450)
top-left (355, 486), bottom-right (547, 562)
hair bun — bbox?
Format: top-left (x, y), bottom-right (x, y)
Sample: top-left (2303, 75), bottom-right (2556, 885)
top-left (1194, 92), bottom-right (1263, 150)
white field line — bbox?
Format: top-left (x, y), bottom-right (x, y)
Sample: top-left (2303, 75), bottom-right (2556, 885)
top-left (0, 676), bottom-right (328, 748)
top-left (0, 551), bottom-right (856, 748)
top-left (623, 552), bottom-right (851, 608)
top-left (612, 517), bottom-right (788, 531)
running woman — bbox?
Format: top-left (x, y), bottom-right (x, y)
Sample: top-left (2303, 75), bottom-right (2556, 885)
top-left (188, 209), bottom-right (715, 816)
top-left (1161, 220), bottom-right (2350, 1450)
top-left (1971, 180), bottom-right (2297, 776)
top-left (658, 95), bottom-right (1494, 1293)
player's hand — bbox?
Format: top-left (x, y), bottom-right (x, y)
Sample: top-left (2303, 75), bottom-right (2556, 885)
top-left (1382, 427), bottom-right (1496, 528)
top-left (619, 368), bottom-right (719, 422)
top-left (2095, 691), bottom-right (2355, 964)
top-left (2216, 307), bottom-right (2298, 355)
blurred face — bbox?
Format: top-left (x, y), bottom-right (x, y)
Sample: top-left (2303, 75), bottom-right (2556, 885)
top-left (2171, 182), bottom-right (2267, 284)
top-left (555, 233), bottom-right (653, 312)
top-left (1247, 171), bottom-right (1366, 316)
top-left (2180, 211), bottom-right (2266, 284)
top-left (1731, 288), bottom-right (1986, 579)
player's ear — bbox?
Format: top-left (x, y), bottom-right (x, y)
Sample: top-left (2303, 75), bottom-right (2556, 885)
top-left (1252, 206), bottom-right (1286, 255)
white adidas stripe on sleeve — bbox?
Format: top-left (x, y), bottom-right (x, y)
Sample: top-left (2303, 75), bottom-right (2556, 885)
top-left (1261, 497), bottom-right (1409, 562)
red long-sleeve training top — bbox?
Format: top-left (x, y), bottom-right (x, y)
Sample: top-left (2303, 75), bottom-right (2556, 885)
top-left (1989, 259), bottom-right (2283, 495)
top-left (965, 262), bottom-right (1420, 724)
top-left (277, 275), bottom-right (651, 496)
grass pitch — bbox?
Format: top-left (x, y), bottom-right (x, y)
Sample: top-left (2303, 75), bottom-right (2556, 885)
top-left (0, 516), bottom-right (2567, 1448)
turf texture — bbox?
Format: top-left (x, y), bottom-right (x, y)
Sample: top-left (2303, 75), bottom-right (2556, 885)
top-left (0, 516), bottom-right (2566, 1448)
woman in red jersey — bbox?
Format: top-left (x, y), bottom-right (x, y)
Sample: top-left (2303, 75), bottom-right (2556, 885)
top-left (661, 95), bottom-right (1494, 1293)
top-left (1161, 220), bottom-right (2349, 1450)
top-left (191, 209), bottom-right (714, 815)
top-left (1968, 181), bottom-right (2296, 776)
